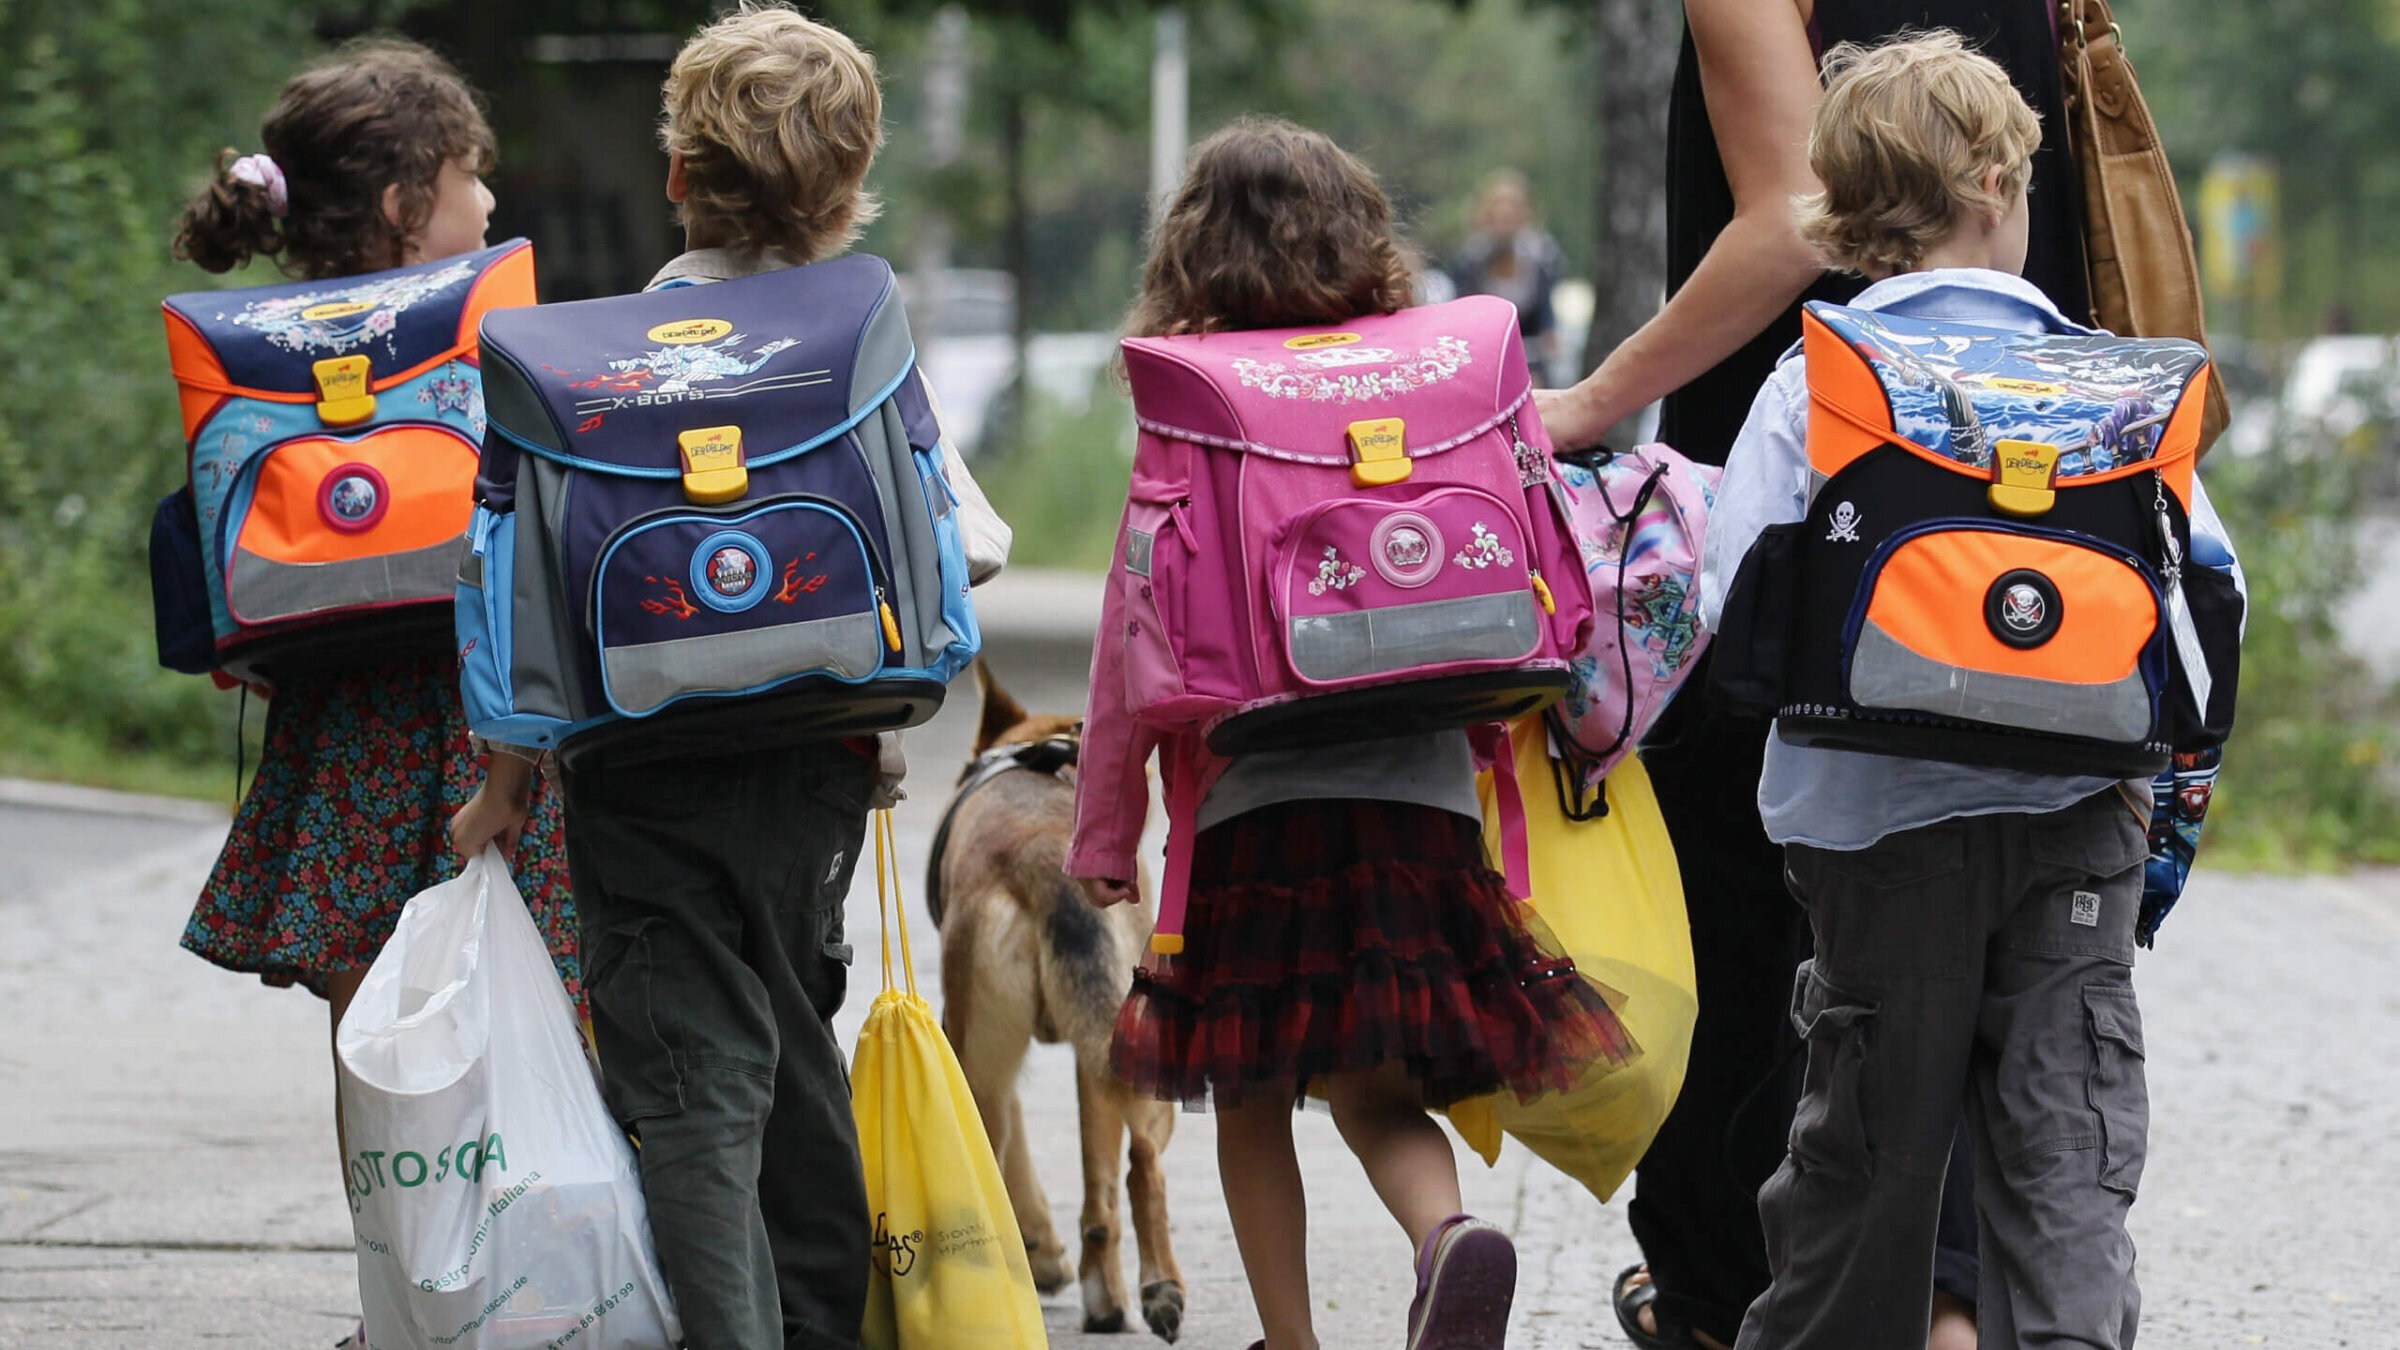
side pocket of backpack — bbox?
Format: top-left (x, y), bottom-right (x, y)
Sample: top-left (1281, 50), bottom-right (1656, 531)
top-left (1119, 497), bottom-right (1194, 719)
top-left (1706, 521), bottom-right (1802, 717)
top-left (456, 506), bottom-right (517, 736)
top-left (2168, 562), bottom-right (2242, 749)
top-left (913, 443), bottom-right (983, 682)
top-left (149, 487), bottom-right (218, 674)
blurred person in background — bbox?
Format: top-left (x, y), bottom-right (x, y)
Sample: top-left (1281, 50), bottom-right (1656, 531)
top-left (1449, 169), bottom-right (1568, 385)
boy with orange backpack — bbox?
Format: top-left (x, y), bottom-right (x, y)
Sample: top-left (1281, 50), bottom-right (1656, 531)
top-left (1702, 33), bottom-right (2241, 1350)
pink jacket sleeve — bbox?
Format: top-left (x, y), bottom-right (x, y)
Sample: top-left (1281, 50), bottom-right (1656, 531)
top-left (1068, 506), bottom-right (1158, 881)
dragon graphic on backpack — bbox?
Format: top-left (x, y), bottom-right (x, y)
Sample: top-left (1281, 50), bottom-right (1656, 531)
top-left (1710, 301), bottom-right (2243, 779)
top-left (152, 240), bottom-right (537, 681)
top-left (457, 254), bottom-right (979, 768)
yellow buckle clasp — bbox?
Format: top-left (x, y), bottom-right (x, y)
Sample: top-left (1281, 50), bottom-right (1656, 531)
top-left (1989, 439), bottom-right (2061, 517)
top-left (679, 425), bottom-right (749, 504)
top-left (1346, 418), bottom-right (1410, 487)
top-left (311, 356), bottom-right (376, 426)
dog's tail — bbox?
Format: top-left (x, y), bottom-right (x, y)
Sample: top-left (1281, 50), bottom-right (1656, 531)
top-left (1039, 869), bottom-right (1137, 1046)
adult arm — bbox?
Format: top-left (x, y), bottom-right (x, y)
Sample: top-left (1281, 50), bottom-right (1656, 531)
top-left (1538, 0), bottom-right (1827, 449)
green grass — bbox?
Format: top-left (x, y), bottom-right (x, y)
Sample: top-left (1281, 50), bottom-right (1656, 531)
top-left (972, 379), bottom-right (1137, 571)
top-left (0, 701), bottom-right (255, 805)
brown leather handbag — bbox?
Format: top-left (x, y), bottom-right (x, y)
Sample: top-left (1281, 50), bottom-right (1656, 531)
top-left (2059, 0), bottom-right (2230, 452)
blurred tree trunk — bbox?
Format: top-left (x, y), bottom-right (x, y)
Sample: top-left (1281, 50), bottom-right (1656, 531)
top-left (1589, 0), bottom-right (1678, 445)
top-left (999, 82), bottom-right (1032, 456)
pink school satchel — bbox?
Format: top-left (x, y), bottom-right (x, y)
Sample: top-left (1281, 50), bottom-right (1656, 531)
top-left (1544, 444), bottom-right (1720, 818)
top-left (1114, 296), bottom-right (1594, 951)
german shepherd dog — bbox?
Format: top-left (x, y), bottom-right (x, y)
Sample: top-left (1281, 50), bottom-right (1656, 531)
top-left (927, 664), bottom-right (1185, 1340)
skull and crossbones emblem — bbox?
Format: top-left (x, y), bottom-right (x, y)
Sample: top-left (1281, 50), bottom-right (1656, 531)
top-left (1826, 501), bottom-right (1863, 543)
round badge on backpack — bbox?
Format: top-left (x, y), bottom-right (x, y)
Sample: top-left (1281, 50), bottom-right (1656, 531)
top-left (690, 530), bottom-right (771, 613)
top-left (1984, 568), bottom-right (2062, 648)
top-left (318, 463), bottom-right (389, 534)
top-left (1370, 512), bottom-right (1444, 588)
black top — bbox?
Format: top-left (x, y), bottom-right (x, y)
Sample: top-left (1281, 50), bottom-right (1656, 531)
top-left (1657, 0), bottom-right (2089, 464)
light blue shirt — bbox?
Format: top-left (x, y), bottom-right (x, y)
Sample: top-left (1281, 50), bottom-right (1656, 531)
top-left (1697, 268), bottom-right (2242, 850)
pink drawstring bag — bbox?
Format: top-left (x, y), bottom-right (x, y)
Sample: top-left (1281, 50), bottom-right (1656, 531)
top-left (1543, 444), bottom-right (1720, 818)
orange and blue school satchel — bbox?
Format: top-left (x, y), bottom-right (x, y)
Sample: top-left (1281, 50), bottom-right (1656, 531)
top-left (153, 240), bottom-right (536, 680)
top-left (1710, 302), bottom-right (2243, 778)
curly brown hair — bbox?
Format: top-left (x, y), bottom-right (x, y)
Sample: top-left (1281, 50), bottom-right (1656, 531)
top-left (172, 37), bottom-right (496, 281)
top-left (1126, 116), bottom-right (1415, 339)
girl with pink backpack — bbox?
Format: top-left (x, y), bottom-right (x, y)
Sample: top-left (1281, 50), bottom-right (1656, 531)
top-left (1070, 117), bottom-right (1635, 1350)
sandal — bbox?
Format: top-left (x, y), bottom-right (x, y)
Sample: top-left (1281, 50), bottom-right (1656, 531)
top-left (1612, 1265), bottom-right (1710, 1349)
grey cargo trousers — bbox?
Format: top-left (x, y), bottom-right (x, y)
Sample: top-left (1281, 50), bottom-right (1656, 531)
top-left (1734, 789), bottom-right (2154, 1350)
top-left (566, 747), bottom-right (875, 1350)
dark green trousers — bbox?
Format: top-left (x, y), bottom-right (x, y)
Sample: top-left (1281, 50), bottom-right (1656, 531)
top-left (565, 747), bottom-right (874, 1350)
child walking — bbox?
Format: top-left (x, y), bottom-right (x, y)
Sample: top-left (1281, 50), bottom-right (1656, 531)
top-left (1700, 34), bottom-right (2241, 1350)
top-left (450, 9), bottom-right (1014, 1348)
top-left (1069, 116), bottom-right (1634, 1350)
top-left (168, 43), bottom-right (579, 1346)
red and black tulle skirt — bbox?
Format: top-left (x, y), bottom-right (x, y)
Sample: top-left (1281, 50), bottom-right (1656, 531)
top-left (1111, 798), bottom-right (1636, 1110)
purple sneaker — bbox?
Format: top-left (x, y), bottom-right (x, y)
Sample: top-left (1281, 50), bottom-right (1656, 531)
top-left (1405, 1215), bottom-right (1517, 1350)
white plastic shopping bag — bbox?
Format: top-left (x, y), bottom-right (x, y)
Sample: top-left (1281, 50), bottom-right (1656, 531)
top-left (337, 849), bottom-right (680, 1350)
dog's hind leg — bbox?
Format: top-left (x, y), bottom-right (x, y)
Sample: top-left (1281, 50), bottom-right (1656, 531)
top-left (946, 949), bottom-right (1071, 1295)
top-left (1074, 1048), bottom-right (1134, 1333)
top-left (999, 1089), bottom-right (1073, 1294)
top-left (1122, 1089), bottom-right (1186, 1342)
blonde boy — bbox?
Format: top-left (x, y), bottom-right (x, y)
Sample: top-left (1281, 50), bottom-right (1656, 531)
top-left (1698, 31), bottom-right (2238, 1350)
top-left (455, 10), bottom-right (920, 1349)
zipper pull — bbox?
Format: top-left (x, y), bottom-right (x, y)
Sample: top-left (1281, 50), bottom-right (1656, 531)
top-left (1530, 571), bottom-right (1557, 616)
top-left (878, 587), bottom-right (903, 652)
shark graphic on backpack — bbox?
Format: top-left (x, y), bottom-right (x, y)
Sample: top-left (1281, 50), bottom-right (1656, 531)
top-left (1710, 301), bottom-right (2243, 777)
top-left (457, 254), bottom-right (980, 767)
top-left (153, 241), bottom-right (536, 679)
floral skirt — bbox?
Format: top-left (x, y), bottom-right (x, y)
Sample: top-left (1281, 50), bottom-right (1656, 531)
top-left (1111, 798), bottom-right (1634, 1110)
top-left (182, 654), bottom-right (579, 1002)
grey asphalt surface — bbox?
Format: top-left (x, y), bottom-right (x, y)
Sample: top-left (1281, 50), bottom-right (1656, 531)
top-left (4, 570), bottom-right (2395, 1349)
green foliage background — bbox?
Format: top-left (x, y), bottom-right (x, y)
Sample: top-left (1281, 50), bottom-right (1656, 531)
top-left (0, 0), bottom-right (323, 792)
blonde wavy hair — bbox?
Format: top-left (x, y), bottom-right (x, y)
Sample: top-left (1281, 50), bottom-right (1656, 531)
top-left (660, 3), bottom-right (884, 263)
top-left (1794, 30), bottom-right (2041, 277)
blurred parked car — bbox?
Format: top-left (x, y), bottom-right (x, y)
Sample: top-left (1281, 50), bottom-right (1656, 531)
top-left (2224, 334), bottom-right (2400, 461)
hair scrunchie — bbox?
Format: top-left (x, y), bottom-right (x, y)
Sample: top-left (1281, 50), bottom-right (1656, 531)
top-left (228, 153), bottom-right (290, 218)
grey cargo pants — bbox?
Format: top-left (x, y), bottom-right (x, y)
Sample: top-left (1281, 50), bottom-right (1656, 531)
top-left (566, 747), bottom-right (875, 1350)
top-left (1734, 789), bottom-right (2154, 1350)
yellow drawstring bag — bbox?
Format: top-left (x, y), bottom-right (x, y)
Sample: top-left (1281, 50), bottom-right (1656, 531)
top-left (1449, 717), bottom-right (1699, 1203)
top-left (852, 812), bottom-right (1049, 1350)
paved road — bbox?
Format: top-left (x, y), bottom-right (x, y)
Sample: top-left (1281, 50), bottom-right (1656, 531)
top-left (4, 574), bottom-right (2395, 1348)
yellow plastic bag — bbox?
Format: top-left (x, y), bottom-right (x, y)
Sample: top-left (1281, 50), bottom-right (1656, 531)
top-left (852, 812), bottom-right (1049, 1350)
top-left (1450, 717), bottom-right (1699, 1203)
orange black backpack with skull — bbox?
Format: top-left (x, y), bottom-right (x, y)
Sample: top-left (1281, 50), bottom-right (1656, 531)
top-left (1709, 301), bottom-right (2241, 778)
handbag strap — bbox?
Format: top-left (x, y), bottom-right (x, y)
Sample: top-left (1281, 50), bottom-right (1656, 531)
top-left (874, 809), bottom-right (920, 998)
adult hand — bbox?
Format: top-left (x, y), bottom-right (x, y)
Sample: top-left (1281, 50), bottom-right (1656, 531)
top-left (1078, 876), bottom-right (1137, 908)
top-left (1534, 384), bottom-right (1611, 453)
